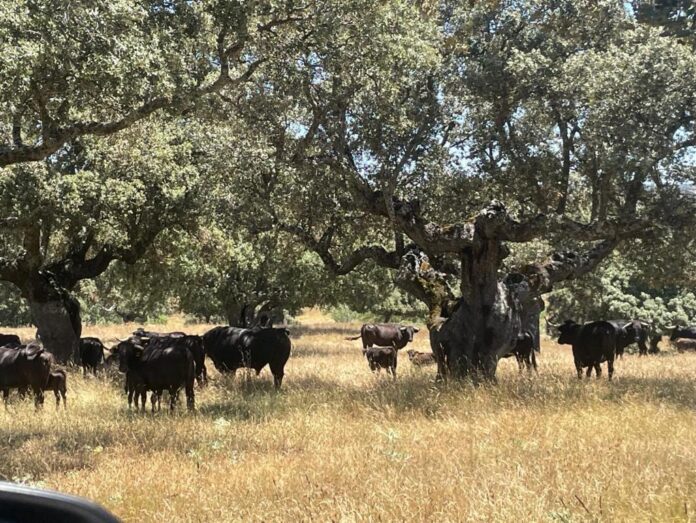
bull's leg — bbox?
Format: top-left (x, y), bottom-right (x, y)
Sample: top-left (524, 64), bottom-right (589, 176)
top-left (2, 389), bottom-right (8, 409)
top-left (575, 360), bottom-right (584, 379)
top-left (607, 358), bottom-right (615, 380)
top-left (169, 387), bottom-right (178, 412)
top-left (585, 366), bottom-right (592, 378)
top-left (61, 390), bottom-right (67, 409)
top-left (594, 363), bottom-right (602, 378)
top-left (54, 390), bottom-right (60, 409)
top-left (514, 354), bottom-right (523, 372)
top-left (186, 380), bottom-right (195, 411)
top-left (33, 387), bottom-right (44, 410)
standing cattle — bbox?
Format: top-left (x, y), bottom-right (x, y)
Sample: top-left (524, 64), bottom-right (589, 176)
top-left (669, 325), bottom-right (696, 341)
top-left (673, 338), bottom-right (696, 352)
top-left (0, 344), bottom-right (51, 408)
top-left (203, 326), bottom-right (291, 390)
top-left (406, 349), bottom-right (437, 367)
top-left (145, 334), bottom-right (207, 386)
top-left (556, 320), bottom-right (618, 379)
top-left (113, 339), bottom-right (195, 412)
top-left (0, 334), bottom-right (20, 347)
top-left (364, 347), bottom-right (398, 377)
top-left (608, 320), bottom-right (654, 357)
top-left (500, 331), bottom-right (537, 373)
top-left (346, 324), bottom-right (419, 350)
top-left (79, 337), bottom-right (106, 375)
top-left (46, 370), bottom-right (67, 409)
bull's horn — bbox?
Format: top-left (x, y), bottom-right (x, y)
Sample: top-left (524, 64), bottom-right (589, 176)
top-left (545, 319), bottom-right (560, 329)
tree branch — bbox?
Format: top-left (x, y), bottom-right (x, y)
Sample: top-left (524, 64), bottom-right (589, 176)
top-left (514, 239), bottom-right (619, 295)
top-left (0, 38), bottom-right (264, 168)
top-left (278, 223), bottom-right (400, 275)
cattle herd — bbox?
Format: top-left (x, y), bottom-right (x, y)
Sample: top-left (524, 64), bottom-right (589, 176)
top-left (0, 319), bottom-right (694, 412)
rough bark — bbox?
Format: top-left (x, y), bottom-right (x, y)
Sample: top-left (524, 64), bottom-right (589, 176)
top-left (23, 272), bottom-right (81, 362)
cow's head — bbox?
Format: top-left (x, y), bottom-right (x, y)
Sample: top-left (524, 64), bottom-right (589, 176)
top-left (400, 326), bottom-right (419, 342)
top-left (557, 320), bottom-right (581, 345)
top-left (620, 320), bottom-right (642, 344)
top-left (114, 340), bottom-right (144, 373)
top-left (22, 344), bottom-right (44, 361)
top-left (406, 349), bottom-right (416, 360)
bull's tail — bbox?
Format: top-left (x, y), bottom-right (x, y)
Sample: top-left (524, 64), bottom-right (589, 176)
top-left (345, 335), bottom-right (362, 341)
top-left (531, 349), bottom-right (538, 372)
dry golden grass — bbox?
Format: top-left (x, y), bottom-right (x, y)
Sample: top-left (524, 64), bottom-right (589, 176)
top-left (2, 315), bottom-right (696, 522)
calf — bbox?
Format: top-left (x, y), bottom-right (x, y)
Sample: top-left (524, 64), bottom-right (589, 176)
top-left (364, 347), bottom-right (397, 378)
top-left (79, 337), bottom-right (105, 375)
top-left (500, 332), bottom-right (537, 373)
top-left (406, 350), bottom-right (436, 367)
top-left (557, 320), bottom-right (618, 380)
top-left (673, 338), bottom-right (696, 352)
top-left (46, 370), bottom-right (67, 409)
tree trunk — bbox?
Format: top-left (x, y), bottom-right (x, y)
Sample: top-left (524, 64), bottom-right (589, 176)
top-left (225, 303), bottom-right (244, 327)
top-left (23, 273), bottom-right (81, 363)
top-left (429, 234), bottom-right (525, 381)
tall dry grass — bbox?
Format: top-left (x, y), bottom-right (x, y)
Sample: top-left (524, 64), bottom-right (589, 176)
top-left (1, 313), bottom-right (696, 522)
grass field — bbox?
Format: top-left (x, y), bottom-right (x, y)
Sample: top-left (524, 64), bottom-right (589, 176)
top-left (2, 310), bottom-right (696, 522)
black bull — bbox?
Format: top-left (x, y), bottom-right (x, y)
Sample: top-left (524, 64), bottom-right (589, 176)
top-left (557, 320), bottom-right (618, 379)
top-left (114, 340), bottom-right (195, 411)
top-left (670, 325), bottom-right (696, 341)
top-left (203, 326), bottom-right (291, 389)
top-left (0, 345), bottom-right (52, 408)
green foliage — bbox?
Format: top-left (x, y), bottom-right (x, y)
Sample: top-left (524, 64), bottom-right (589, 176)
top-left (0, 281), bottom-right (30, 326)
top-left (547, 251), bottom-right (696, 330)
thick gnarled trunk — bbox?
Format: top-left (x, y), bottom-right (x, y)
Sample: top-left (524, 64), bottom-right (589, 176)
top-left (23, 273), bottom-right (81, 363)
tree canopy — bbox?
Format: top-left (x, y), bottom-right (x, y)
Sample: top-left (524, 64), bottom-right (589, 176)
top-left (0, 0), bottom-right (694, 371)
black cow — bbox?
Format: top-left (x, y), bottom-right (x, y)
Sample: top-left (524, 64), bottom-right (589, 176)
top-left (0, 344), bottom-right (51, 408)
top-left (500, 331), bottom-right (537, 373)
top-left (608, 320), bottom-right (653, 357)
top-left (203, 326), bottom-right (291, 389)
top-left (0, 334), bottom-right (20, 347)
top-left (557, 320), bottom-right (618, 379)
top-left (145, 334), bottom-right (207, 386)
top-left (670, 325), bottom-right (696, 341)
top-left (346, 324), bottom-right (419, 351)
top-left (79, 337), bottom-right (105, 375)
top-left (364, 347), bottom-right (397, 377)
top-left (113, 339), bottom-right (195, 412)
